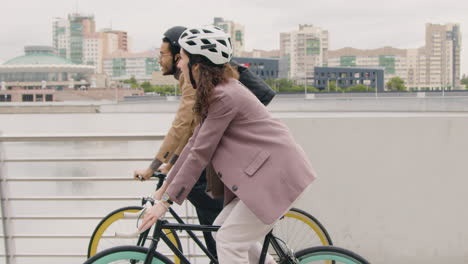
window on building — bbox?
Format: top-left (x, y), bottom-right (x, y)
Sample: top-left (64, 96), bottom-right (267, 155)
top-left (35, 94), bottom-right (43, 102)
top-left (45, 94), bottom-right (53, 102)
top-left (22, 94), bottom-right (34, 102)
top-left (0, 94), bottom-right (12, 102)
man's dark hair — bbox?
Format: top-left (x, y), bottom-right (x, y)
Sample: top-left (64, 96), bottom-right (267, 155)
top-left (162, 37), bottom-right (181, 56)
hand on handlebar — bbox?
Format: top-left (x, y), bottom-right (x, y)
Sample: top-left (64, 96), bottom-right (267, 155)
top-left (133, 168), bottom-right (154, 181)
top-left (138, 201), bottom-right (169, 232)
top-left (158, 163), bottom-right (170, 174)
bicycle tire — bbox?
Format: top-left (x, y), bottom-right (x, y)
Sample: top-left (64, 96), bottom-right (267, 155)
top-left (295, 246), bottom-right (370, 264)
top-left (87, 206), bottom-right (182, 264)
top-left (84, 245), bottom-right (173, 264)
top-left (274, 208), bottom-right (333, 251)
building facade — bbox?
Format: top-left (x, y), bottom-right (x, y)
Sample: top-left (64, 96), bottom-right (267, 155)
top-left (240, 49), bottom-right (280, 58)
top-left (103, 50), bottom-right (160, 82)
top-left (233, 57), bottom-right (279, 80)
top-left (279, 24), bottom-right (329, 85)
top-left (0, 46), bottom-right (96, 102)
top-left (314, 67), bottom-right (385, 91)
top-left (328, 47), bottom-right (408, 89)
top-left (213, 17), bottom-right (245, 57)
top-left (328, 23), bottom-right (462, 91)
top-left (0, 46), bottom-right (95, 89)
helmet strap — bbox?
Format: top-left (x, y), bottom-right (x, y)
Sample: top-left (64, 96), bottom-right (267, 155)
top-left (188, 61), bottom-right (197, 89)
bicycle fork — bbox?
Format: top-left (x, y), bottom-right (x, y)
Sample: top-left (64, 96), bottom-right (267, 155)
top-left (260, 231), bottom-right (299, 264)
top-left (143, 220), bottom-right (164, 264)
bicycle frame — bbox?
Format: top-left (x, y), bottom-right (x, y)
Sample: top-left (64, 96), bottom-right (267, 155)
top-left (136, 173), bottom-right (220, 261)
top-left (136, 173), bottom-right (296, 264)
top-left (142, 219), bottom-right (294, 264)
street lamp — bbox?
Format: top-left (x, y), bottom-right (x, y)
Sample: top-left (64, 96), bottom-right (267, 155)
top-left (374, 74), bottom-right (378, 98)
top-left (304, 67), bottom-right (307, 97)
top-left (441, 82), bottom-right (444, 97)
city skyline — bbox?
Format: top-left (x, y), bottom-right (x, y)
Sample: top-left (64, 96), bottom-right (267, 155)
top-left (1, 0), bottom-right (467, 74)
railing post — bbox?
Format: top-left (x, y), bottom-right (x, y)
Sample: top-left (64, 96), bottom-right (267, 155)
top-left (0, 131), bottom-right (15, 264)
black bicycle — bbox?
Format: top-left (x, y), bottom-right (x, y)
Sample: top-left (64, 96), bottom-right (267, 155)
top-left (87, 173), bottom-right (340, 263)
top-left (84, 205), bottom-right (370, 264)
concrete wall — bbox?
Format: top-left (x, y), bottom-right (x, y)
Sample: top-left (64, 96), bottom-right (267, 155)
top-left (283, 113), bottom-right (468, 263)
top-left (1, 111), bottom-right (467, 263)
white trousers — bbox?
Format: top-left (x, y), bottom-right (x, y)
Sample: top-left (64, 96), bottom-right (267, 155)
top-left (212, 198), bottom-right (280, 264)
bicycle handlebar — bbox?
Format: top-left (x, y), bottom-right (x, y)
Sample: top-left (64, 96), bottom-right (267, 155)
top-left (152, 172), bottom-right (166, 190)
top-left (151, 172), bottom-right (167, 180)
top-left (135, 172), bottom-right (167, 191)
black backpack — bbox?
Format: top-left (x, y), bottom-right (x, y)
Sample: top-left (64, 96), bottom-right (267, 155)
top-left (232, 61), bottom-right (276, 106)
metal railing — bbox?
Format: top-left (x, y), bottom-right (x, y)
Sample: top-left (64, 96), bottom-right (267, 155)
top-left (0, 133), bottom-right (205, 264)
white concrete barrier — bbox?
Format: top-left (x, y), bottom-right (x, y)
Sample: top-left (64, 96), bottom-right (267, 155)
top-left (282, 113), bottom-right (468, 264)
top-left (1, 112), bottom-right (467, 263)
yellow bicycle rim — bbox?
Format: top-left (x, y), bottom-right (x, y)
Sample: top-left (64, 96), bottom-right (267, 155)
top-left (284, 211), bottom-right (331, 246)
top-left (89, 208), bottom-right (181, 264)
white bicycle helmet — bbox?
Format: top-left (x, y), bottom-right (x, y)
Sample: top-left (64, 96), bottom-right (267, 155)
top-left (178, 26), bottom-right (233, 65)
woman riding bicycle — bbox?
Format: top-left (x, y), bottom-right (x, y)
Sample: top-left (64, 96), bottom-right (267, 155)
top-left (138, 26), bottom-right (317, 264)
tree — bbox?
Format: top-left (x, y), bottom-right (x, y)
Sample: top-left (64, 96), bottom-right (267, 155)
top-left (123, 77), bottom-right (138, 86)
top-left (386, 77), bottom-right (407, 91)
top-left (141, 81), bottom-right (152, 90)
top-left (461, 74), bottom-right (468, 89)
top-left (328, 81), bottom-right (338, 92)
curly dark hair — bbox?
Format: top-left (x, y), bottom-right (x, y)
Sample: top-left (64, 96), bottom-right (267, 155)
top-left (187, 52), bottom-right (239, 122)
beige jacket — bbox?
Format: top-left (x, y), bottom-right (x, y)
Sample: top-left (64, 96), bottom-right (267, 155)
top-left (153, 75), bottom-right (197, 169)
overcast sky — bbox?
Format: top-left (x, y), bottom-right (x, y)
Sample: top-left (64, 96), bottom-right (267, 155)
top-left (1, 0), bottom-right (466, 74)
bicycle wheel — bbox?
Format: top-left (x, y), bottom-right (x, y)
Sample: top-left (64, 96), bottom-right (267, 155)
top-left (84, 245), bottom-right (173, 264)
top-left (87, 206), bottom-right (182, 264)
top-left (273, 208), bottom-right (333, 252)
top-left (295, 246), bottom-right (370, 264)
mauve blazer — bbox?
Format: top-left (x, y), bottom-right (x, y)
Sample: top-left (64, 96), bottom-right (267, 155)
top-left (166, 78), bottom-right (316, 225)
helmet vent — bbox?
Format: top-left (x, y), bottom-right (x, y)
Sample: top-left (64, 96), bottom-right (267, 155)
top-left (190, 29), bottom-right (200, 34)
top-left (186, 40), bottom-right (196, 46)
top-left (201, 39), bottom-right (211, 45)
top-left (221, 52), bottom-right (229, 59)
top-left (203, 29), bottom-right (213, 33)
top-left (181, 33), bottom-right (188, 39)
top-left (208, 48), bottom-right (218, 53)
top-left (217, 40), bottom-right (227, 47)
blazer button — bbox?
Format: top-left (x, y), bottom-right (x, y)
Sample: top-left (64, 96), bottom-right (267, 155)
top-left (218, 172), bottom-right (222, 178)
top-left (232, 185), bottom-right (238, 192)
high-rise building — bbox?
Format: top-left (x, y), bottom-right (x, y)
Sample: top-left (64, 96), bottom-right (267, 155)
top-left (279, 24), bottom-right (329, 85)
top-left (53, 14), bottom-right (128, 74)
top-left (328, 23), bottom-right (462, 91)
top-left (53, 13), bottom-right (96, 65)
top-left (423, 23), bottom-right (461, 90)
top-left (82, 33), bottom-right (103, 72)
top-left (100, 29), bottom-right (128, 52)
top-left (213, 17), bottom-right (245, 57)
